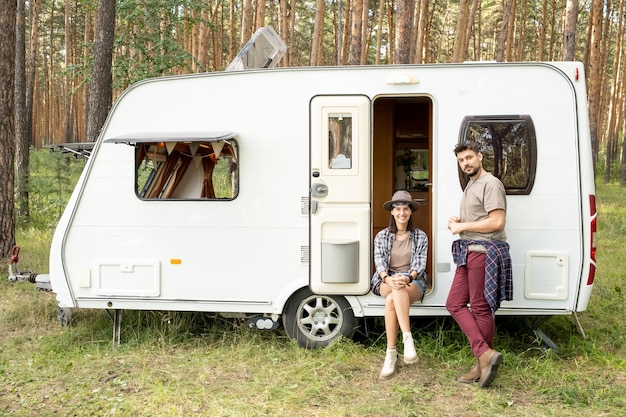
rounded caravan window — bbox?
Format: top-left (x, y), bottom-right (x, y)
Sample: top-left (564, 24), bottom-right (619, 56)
top-left (457, 115), bottom-right (537, 195)
top-left (135, 139), bottom-right (239, 200)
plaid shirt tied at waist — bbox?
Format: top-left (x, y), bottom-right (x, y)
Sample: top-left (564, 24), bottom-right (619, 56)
top-left (452, 239), bottom-right (513, 315)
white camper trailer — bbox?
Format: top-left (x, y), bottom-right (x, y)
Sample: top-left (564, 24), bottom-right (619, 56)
top-left (48, 61), bottom-right (597, 348)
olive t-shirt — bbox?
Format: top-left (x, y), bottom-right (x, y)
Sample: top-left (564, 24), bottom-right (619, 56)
top-left (459, 172), bottom-right (507, 242)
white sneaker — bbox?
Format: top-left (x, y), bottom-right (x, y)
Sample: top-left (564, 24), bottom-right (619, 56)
top-left (379, 348), bottom-right (397, 380)
top-left (403, 333), bottom-right (418, 364)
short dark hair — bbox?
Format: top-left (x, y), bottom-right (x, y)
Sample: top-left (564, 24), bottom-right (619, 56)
top-left (454, 141), bottom-right (481, 155)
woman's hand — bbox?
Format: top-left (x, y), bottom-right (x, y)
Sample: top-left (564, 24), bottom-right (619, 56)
top-left (389, 273), bottom-right (409, 290)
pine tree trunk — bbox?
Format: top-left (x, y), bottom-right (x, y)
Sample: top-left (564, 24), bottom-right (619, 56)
top-left (255, 0), bottom-right (266, 29)
top-left (311, 0), bottom-right (325, 66)
top-left (621, 115), bottom-right (626, 186)
top-left (360, 0), bottom-right (369, 64)
top-left (15, 0), bottom-right (30, 222)
top-left (464, 0), bottom-right (479, 60)
top-left (64, 0), bottom-right (73, 143)
top-left (495, 0), bottom-right (514, 62)
top-left (539, 0), bottom-right (548, 60)
top-left (452, 0), bottom-right (469, 63)
top-left (604, 0), bottom-right (624, 182)
top-left (394, 0), bottom-right (412, 64)
top-left (587, 0), bottom-right (604, 168)
top-left (229, 0), bottom-right (236, 61)
top-left (341, 0), bottom-right (352, 65)
top-left (348, 0), bottom-right (363, 65)
top-left (83, 8), bottom-right (91, 137)
top-left (376, 0), bottom-right (385, 64)
top-left (415, 0), bottom-right (429, 63)
top-left (86, 0), bottom-right (116, 143)
top-left (562, 0), bottom-right (579, 60)
top-left (0, 0), bottom-right (17, 256)
top-left (241, 0), bottom-right (253, 46)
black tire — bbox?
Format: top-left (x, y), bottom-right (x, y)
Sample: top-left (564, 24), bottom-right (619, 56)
top-left (283, 287), bottom-right (357, 349)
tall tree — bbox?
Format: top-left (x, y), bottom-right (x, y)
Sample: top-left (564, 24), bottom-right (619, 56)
top-left (15, 0), bottom-right (29, 221)
top-left (495, 0), bottom-right (515, 61)
top-left (196, 6), bottom-right (209, 72)
top-left (341, 0), bottom-right (352, 65)
top-left (0, 0), bottom-right (17, 256)
top-left (415, 0), bottom-right (429, 63)
top-left (360, 0), bottom-right (369, 64)
top-left (86, 0), bottom-right (116, 143)
top-left (587, 0), bottom-right (604, 167)
top-left (452, 0), bottom-right (470, 62)
top-left (505, 0), bottom-right (517, 61)
top-left (621, 66), bottom-right (626, 186)
top-left (539, 0), bottom-right (549, 60)
top-left (603, 0), bottom-right (623, 183)
top-left (514, 0), bottom-right (527, 60)
top-left (229, 0), bottom-right (236, 61)
top-left (83, 5), bottom-right (92, 134)
top-left (464, 0), bottom-right (479, 60)
top-left (375, 0), bottom-right (385, 64)
top-left (348, 0), bottom-right (363, 64)
top-left (310, 0), bottom-right (325, 66)
top-left (394, 0), bottom-right (412, 63)
top-left (26, 0), bottom-right (39, 147)
top-left (288, 0), bottom-right (296, 66)
top-left (278, 0), bottom-right (289, 65)
top-left (255, 0), bottom-right (266, 28)
top-left (241, 0), bottom-right (253, 46)
top-left (64, 0), bottom-right (73, 142)
top-left (562, 0), bottom-right (578, 60)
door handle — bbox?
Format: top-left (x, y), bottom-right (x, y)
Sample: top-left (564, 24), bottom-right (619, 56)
top-left (311, 183), bottom-right (328, 197)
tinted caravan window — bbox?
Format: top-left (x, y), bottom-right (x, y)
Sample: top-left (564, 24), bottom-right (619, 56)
top-left (458, 115), bottom-right (536, 195)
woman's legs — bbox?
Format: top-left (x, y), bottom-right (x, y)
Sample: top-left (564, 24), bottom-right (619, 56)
top-left (379, 283), bottom-right (422, 377)
top-left (383, 296), bottom-right (399, 348)
top-left (380, 283), bottom-right (422, 346)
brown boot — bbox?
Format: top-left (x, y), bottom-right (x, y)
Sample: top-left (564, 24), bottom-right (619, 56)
top-left (457, 362), bottom-right (480, 383)
top-left (478, 349), bottom-right (503, 388)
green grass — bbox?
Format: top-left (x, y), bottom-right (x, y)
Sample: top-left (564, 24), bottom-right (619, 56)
top-left (2, 153), bottom-right (626, 416)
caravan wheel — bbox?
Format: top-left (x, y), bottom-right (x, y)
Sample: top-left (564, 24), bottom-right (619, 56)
top-left (283, 288), bottom-right (356, 349)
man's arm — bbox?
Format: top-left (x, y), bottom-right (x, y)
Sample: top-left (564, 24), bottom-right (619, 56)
top-left (448, 208), bottom-right (505, 235)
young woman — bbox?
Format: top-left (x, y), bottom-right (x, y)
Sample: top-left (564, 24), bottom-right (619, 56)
top-left (371, 190), bottom-right (428, 380)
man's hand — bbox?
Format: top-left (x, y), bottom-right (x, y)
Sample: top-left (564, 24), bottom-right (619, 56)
top-left (448, 216), bottom-right (462, 235)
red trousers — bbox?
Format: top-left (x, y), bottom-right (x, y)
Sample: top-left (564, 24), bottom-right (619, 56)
top-left (446, 251), bottom-right (494, 359)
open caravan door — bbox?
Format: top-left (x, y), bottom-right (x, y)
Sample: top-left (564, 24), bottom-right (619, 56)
top-left (310, 96), bottom-right (371, 295)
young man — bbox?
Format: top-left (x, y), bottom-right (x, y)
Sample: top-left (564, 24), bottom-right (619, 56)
top-left (446, 141), bottom-right (513, 388)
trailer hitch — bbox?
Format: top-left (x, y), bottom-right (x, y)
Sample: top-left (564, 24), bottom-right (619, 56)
top-left (7, 245), bottom-right (52, 291)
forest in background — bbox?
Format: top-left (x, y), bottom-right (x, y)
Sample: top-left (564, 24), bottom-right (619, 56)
top-left (13, 0), bottom-right (625, 165)
top-left (1, 0), bottom-right (625, 257)
top-left (14, 0), bottom-right (626, 181)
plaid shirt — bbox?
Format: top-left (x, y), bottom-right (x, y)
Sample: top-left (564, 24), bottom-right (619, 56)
top-left (371, 228), bottom-right (428, 291)
top-left (452, 239), bottom-right (513, 315)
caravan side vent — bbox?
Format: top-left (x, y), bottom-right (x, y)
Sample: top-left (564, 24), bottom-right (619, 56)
top-left (300, 246), bottom-right (309, 264)
top-left (301, 196), bottom-right (309, 215)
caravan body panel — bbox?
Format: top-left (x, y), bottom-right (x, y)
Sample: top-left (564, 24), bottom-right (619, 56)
top-left (49, 62), bottom-right (595, 323)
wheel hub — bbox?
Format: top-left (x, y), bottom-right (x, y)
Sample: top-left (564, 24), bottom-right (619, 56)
top-left (314, 311), bottom-right (326, 323)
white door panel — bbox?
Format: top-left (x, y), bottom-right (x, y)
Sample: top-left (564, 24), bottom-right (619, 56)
top-left (310, 96), bottom-right (371, 295)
